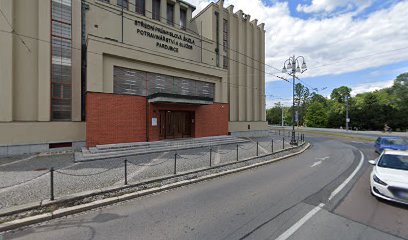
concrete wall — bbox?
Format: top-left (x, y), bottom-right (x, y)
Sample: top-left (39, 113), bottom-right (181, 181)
top-left (0, 0), bottom-right (84, 148)
top-left (0, 0), bottom-right (267, 152)
top-left (0, 122), bottom-right (86, 145)
top-left (194, 1), bottom-right (268, 132)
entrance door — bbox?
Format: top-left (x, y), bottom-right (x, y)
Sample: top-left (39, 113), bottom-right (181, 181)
top-left (160, 111), bottom-right (192, 139)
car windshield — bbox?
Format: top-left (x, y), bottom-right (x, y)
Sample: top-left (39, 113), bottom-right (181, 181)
top-left (378, 154), bottom-right (408, 170)
top-left (382, 138), bottom-right (408, 145)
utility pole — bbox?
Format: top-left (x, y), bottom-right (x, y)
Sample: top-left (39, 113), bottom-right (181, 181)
top-left (282, 56), bottom-right (307, 146)
top-left (346, 96), bottom-right (349, 131)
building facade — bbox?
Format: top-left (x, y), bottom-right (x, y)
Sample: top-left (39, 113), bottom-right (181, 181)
top-left (0, 0), bottom-right (266, 154)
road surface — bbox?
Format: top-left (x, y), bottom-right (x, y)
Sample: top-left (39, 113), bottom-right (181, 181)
top-left (2, 136), bottom-right (408, 240)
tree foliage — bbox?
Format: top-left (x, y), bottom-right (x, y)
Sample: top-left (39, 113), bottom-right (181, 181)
top-left (266, 72), bottom-right (408, 131)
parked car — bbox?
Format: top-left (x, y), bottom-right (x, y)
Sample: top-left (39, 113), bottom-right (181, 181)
top-left (369, 149), bottom-right (408, 204)
top-left (374, 136), bottom-right (408, 153)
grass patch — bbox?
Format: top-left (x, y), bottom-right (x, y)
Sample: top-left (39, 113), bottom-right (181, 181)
top-left (301, 130), bottom-right (374, 143)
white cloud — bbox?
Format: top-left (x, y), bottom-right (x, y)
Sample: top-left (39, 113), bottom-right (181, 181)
top-left (296, 0), bottom-right (373, 16)
top-left (189, 0), bottom-right (408, 82)
top-left (266, 98), bottom-right (293, 108)
top-left (351, 79), bottom-right (394, 96)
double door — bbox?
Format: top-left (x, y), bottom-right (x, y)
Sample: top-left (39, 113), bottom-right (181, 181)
top-left (160, 111), bottom-right (193, 139)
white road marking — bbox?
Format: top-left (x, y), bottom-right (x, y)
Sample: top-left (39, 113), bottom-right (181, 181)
top-left (275, 150), bottom-right (365, 240)
top-left (275, 203), bottom-right (325, 240)
top-left (311, 160), bottom-right (322, 167)
top-left (328, 150), bottom-right (364, 201)
top-left (114, 151), bottom-right (169, 186)
top-left (0, 154), bottom-right (38, 168)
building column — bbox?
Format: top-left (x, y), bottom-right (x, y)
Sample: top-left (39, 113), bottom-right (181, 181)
top-left (145, 0), bottom-right (152, 18)
top-left (186, 6), bottom-right (192, 31)
top-left (160, 0), bottom-right (166, 23)
top-left (237, 10), bottom-right (246, 122)
top-left (174, 1), bottom-right (180, 29)
top-left (245, 15), bottom-right (252, 122)
top-left (252, 20), bottom-right (260, 122)
top-left (217, 0), bottom-right (223, 69)
top-left (37, 0), bottom-right (51, 121)
top-left (129, 0), bottom-right (136, 12)
top-left (260, 23), bottom-right (266, 121)
top-left (0, 0), bottom-right (13, 121)
top-left (71, 0), bottom-right (82, 121)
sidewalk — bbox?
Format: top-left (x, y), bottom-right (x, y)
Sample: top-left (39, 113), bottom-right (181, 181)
top-left (0, 134), bottom-right (296, 210)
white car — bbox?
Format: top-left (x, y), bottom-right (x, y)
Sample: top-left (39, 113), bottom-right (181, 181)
top-left (369, 149), bottom-right (408, 204)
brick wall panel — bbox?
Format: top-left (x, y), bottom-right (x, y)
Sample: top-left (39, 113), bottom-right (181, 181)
top-left (86, 92), bottom-right (147, 147)
top-left (195, 103), bottom-right (229, 137)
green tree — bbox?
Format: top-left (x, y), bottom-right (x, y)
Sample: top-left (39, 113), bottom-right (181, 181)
top-left (266, 102), bottom-right (285, 125)
top-left (330, 86), bottom-right (351, 103)
top-left (304, 101), bottom-right (328, 127)
top-left (294, 83), bottom-right (310, 126)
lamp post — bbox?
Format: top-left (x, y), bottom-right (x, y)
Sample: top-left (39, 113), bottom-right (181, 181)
top-left (282, 56), bottom-right (307, 146)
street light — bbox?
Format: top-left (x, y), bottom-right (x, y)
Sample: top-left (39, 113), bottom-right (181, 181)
top-left (282, 56), bottom-right (307, 146)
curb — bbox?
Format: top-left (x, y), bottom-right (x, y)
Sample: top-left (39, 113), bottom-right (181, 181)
top-left (0, 143), bottom-right (310, 232)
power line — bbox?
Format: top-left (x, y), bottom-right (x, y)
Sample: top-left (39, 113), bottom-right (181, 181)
top-left (307, 46), bottom-right (408, 71)
top-left (78, 0), bottom-right (291, 89)
top-left (0, 8), bottom-right (31, 52)
top-left (0, 29), bottom-right (273, 96)
top-left (81, 0), bottom-right (283, 72)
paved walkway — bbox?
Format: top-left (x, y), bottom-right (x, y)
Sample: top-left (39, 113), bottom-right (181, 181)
top-left (0, 135), bottom-right (294, 210)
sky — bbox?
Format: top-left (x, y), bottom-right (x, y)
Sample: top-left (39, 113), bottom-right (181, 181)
top-left (187, 0), bottom-right (408, 107)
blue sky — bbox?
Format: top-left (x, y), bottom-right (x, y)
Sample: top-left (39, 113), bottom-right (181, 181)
top-left (260, 0), bottom-right (408, 106)
top-left (191, 0), bottom-right (408, 107)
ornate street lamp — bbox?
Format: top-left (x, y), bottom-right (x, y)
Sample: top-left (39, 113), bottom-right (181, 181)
top-left (282, 56), bottom-right (307, 145)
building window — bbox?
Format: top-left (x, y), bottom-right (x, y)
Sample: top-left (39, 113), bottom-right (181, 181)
top-left (51, 0), bottom-right (72, 121)
top-left (117, 0), bottom-right (128, 9)
top-left (167, 4), bottom-right (174, 26)
top-left (215, 12), bottom-right (219, 67)
top-left (223, 19), bottom-right (228, 69)
top-left (135, 0), bottom-right (145, 15)
top-left (152, 0), bottom-right (160, 21)
top-left (180, 8), bottom-right (187, 30)
top-left (113, 67), bottom-right (215, 100)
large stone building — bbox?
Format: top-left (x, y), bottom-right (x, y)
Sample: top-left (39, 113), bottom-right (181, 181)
top-left (0, 0), bottom-right (267, 154)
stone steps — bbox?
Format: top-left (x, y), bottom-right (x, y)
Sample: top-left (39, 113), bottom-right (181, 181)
top-left (75, 136), bottom-right (249, 162)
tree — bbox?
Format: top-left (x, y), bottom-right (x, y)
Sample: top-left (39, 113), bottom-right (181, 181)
top-left (304, 101), bottom-right (328, 127)
top-left (330, 86), bottom-right (351, 103)
top-left (266, 102), bottom-right (285, 125)
top-left (294, 83), bottom-right (310, 126)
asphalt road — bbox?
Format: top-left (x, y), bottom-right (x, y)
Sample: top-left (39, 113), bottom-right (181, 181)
top-left (2, 136), bottom-right (408, 240)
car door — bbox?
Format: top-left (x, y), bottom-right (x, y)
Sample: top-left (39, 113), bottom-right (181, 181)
top-left (375, 137), bottom-right (381, 153)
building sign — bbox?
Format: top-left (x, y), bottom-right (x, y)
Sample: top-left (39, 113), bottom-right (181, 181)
top-left (135, 20), bottom-right (195, 53)
top-left (152, 117), bottom-right (158, 126)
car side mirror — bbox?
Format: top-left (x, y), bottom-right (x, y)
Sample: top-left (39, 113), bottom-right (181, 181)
top-left (368, 160), bottom-right (376, 165)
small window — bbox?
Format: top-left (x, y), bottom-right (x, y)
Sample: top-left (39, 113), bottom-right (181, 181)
top-left (180, 8), bottom-right (187, 30)
top-left (117, 0), bottom-right (128, 9)
top-left (167, 4), bottom-right (174, 26)
top-left (223, 55), bottom-right (228, 69)
top-left (136, 0), bottom-right (145, 15)
top-left (152, 0), bottom-right (160, 21)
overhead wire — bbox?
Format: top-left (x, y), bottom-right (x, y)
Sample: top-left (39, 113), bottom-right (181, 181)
top-left (81, 0), bottom-right (284, 73)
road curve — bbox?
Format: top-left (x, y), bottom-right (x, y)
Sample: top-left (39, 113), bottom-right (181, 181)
top-left (3, 137), bottom-right (403, 240)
